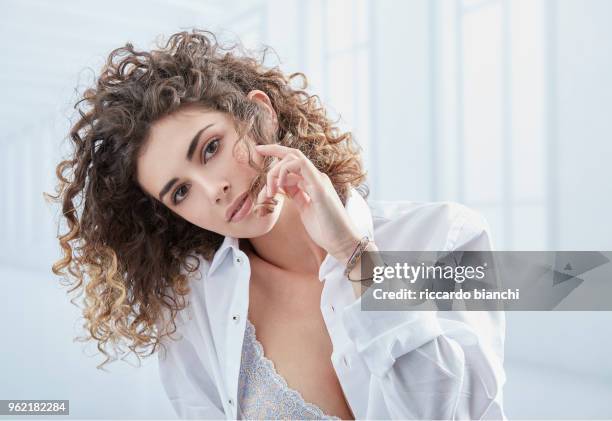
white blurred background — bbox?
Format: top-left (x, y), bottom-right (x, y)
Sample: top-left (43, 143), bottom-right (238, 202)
top-left (1, 0), bottom-right (611, 419)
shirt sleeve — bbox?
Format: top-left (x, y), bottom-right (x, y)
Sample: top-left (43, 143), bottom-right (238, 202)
top-left (157, 325), bottom-right (226, 419)
top-left (340, 204), bottom-right (507, 420)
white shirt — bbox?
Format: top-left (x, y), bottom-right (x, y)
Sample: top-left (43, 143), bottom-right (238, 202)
top-left (155, 187), bottom-right (507, 420)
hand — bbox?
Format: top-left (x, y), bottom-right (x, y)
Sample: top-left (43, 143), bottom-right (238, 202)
top-left (254, 143), bottom-right (362, 263)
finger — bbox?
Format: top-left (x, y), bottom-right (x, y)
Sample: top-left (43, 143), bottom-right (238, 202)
top-left (291, 189), bottom-right (311, 209)
top-left (267, 154), bottom-right (297, 197)
top-left (280, 180), bottom-right (310, 207)
top-left (263, 156), bottom-right (281, 197)
top-left (277, 159), bottom-right (304, 195)
top-left (277, 165), bottom-right (312, 210)
top-left (255, 143), bottom-right (301, 160)
top-left (279, 173), bottom-right (303, 190)
top-left (278, 177), bottom-right (311, 208)
top-left (257, 144), bottom-right (322, 192)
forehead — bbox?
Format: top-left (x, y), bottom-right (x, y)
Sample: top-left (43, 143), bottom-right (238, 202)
top-left (148, 105), bottom-right (227, 142)
top-left (135, 105), bottom-right (230, 196)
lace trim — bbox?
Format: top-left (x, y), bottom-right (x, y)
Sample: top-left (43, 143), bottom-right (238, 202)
top-left (243, 318), bottom-right (341, 420)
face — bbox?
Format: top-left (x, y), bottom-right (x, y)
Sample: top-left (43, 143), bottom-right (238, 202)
top-left (136, 97), bottom-right (284, 238)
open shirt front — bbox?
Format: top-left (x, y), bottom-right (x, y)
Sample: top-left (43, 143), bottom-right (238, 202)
top-left (156, 187), bottom-right (507, 420)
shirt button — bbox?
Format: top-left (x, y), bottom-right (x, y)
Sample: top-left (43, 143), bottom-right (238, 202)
top-left (228, 398), bottom-right (234, 406)
top-left (232, 314), bottom-right (240, 323)
top-left (235, 256), bottom-right (242, 264)
top-left (330, 304), bottom-right (336, 313)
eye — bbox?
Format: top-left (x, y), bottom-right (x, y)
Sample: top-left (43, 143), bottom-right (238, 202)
top-left (171, 137), bottom-right (222, 206)
top-left (172, 184), bottom-right (189, 205)
top-left (202, 137), bottom-right (221, 163)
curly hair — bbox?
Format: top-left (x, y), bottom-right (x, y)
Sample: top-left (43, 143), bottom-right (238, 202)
top-left (44, 28), bottom-right (369, 370)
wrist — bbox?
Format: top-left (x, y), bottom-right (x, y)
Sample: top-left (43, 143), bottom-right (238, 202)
top-left (346, 240), bottom-right (379, 276)
top-left (342, 235), bottom-right (377, 278)
top-left (329, 232), bottom-right (363, 264)
top-left (347, 240), bottom-right (380, 298)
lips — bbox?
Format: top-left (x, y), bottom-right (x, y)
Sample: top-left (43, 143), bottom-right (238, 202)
top-left (226, 191), bottom-right (249, 222)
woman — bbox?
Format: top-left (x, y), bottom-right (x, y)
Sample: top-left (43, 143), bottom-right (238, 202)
top-left (49, 29), bottom-right (506, 420)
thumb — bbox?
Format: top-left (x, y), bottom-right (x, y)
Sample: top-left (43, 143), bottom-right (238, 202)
top-left (292, 190), bottom-right (311, 209)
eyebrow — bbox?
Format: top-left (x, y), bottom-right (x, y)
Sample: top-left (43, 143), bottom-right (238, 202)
top-left (158, 123), bottom-right (215, 203)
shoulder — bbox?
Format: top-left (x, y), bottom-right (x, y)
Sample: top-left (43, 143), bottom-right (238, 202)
top-left (367, 199), bottom-right (494, 252)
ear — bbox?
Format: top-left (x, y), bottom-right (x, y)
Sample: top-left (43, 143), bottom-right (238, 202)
top-left (247, 89), bottom-right (278, 127)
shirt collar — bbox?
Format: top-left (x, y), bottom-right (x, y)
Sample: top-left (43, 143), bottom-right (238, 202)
top-left (205, 186), bottom-right (374, 279)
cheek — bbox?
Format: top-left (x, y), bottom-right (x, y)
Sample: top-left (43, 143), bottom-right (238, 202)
top-left (233, 141), bottom-right (262, 167)
top-left (180, 205), bottom-right (222, 232)
top-left (232, 142), bottom-right (249, 164)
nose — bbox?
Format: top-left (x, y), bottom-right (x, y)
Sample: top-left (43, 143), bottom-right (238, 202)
top-left (190, 170), bottom-right (231, 205)
top-left (215, 184), bottom-right (230, 205)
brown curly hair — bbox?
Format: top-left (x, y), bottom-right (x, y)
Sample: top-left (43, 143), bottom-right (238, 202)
top-left (44, 28), bottom-right (369, 370)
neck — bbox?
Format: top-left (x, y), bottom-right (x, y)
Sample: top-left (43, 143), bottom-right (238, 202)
top-left (241, 195), bottom-right (327, 277)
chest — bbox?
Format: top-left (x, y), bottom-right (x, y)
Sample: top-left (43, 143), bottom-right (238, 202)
top-left (246, 266), bottom-right (355, 420)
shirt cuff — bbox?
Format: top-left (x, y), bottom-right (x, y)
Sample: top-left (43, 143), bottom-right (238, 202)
top-left (341, 298), bottom-right (443, 378)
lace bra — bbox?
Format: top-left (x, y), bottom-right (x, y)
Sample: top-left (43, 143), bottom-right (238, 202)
top-left (237, 318), bottom-right (341, 420)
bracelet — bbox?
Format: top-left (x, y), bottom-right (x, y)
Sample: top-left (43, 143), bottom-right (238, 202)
top-left (343, 235), bottom-right (371, 281)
